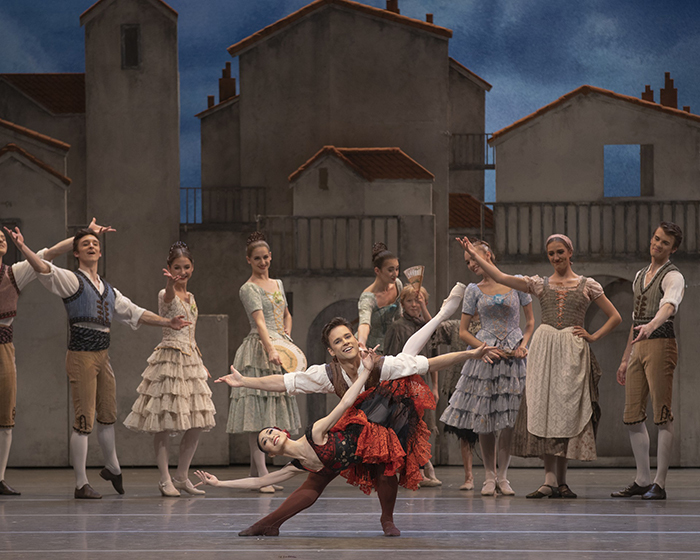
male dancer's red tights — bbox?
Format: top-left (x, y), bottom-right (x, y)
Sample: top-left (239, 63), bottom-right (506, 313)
top-left (239, 470), bottom-right (400, 537)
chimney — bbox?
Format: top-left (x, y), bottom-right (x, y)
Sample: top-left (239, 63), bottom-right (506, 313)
top-left (641, 85), bottom-right (654, 103)
top-left (386, 0), bottom-right (400, 14)
top-left (683, 106), bottom-right (691, 113)
top-left (207, 95), bottom-right (215, 109)
top-left (219, 62), bottom-right (237, 102)
top-left (426, 13), bottom-right (433, 23)
top-left (659, 72), bottom-right (678, 109)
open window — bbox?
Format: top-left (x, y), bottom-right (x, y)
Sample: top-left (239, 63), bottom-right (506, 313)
top-left (604, 144), bottom-right (654, 197)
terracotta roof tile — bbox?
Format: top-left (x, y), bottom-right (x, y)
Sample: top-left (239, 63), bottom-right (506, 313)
top-left (0, 143), bottom-right (71, 186)
top-left (0, 73), bottom-right (85, 115)
top-left (228, 0), bottom-right (452, 57)
top-left (289, 146), bottom-right (434, 182)
top-left (449, 57), bottom-right (492, 91)
top-left (449, 193), bottom-right (493, 229)
top-left (0, 117), bottom-right (70, 151)
top-left (490, 85), bottom-right (700, 143)
top-left (81, 0), bottom-right (177, 23)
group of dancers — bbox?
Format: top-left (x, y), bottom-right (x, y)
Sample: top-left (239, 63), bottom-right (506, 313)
top-left (0, 218), bottom-right (684, 536)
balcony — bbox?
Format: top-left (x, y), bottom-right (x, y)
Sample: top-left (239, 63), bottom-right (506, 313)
top-left (180, 187), bottom-right (266, 226)
top-left (450, 133), bottom-right (495, 171)
top-left (492, 199), bottom-right (700, 261)
top-left (256, 215), bottom-right (401, 276)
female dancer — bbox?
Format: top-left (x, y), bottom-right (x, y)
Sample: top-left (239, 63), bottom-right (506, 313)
top-left (226, 232), bottom-right (301, 493)
top-left (460, 235), bottom-right (621, 498)
top-left (357, 242), bottom-right (402, 354)
top-left (440, 240), bottom-right (535, 496)
top-left (195, 294), bottom-right (498, 535)
top-left (124, 242), bottom-right (216, 496)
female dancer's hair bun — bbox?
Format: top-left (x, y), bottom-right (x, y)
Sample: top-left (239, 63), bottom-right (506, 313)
top-left (247, 231), bottom-right (267, 246)
top-left (371, 242), bottom-right (396, 269)
top-left (167, 240), bottom-right (193, 265)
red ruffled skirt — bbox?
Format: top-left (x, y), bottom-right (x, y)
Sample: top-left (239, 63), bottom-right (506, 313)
top-left (333, 375), bottom-right (435, 495)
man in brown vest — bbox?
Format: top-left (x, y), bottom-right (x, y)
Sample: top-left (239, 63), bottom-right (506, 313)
top-left (612, 222), bottom-right (684, 500)
top-left (218, 283), bottom-right (495, 536)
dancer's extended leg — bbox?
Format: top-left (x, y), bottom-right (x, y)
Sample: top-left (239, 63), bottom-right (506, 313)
top-left (239, 472), bottom-right (337, 536)
top-left (402, 283), bottom-right (466, 356)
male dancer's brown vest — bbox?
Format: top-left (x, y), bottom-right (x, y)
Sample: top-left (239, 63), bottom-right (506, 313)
top-left (0, 264), bottom-right (20, 344)
top-left (325, 357), bottom-right (385, 398)
top-left (633, 261), bottom-right (680, 339)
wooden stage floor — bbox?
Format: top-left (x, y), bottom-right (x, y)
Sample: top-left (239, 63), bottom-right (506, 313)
top-left (1, 466), bottom-right (699, 559)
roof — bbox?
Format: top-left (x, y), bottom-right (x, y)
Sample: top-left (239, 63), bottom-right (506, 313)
top-left (228, 0), bottom-right (452, 57)
top-left (289, 146), bottom-right (434, 183)
top-left (449, 193), bottom-right (493, 229)
top-left (490, 84), bottom-right (700, 144)
top-left (195, 95), bottom-right (240, 119)
top-left (0, 117), bottom-right (70, 151)
top-left (0, 73), bottom-right (85, 115)
top-left (0, 143), bottom-right (71, 186)
top-left (81, 0), bottom-right (177, 25)
top-left (449, 58), bottom-right (492, 92)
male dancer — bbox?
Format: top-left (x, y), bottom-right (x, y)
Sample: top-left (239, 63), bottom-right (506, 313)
top-left (218, 283), bottom-right (492, 536)
top-left (612, 222), bottom-right (684, 500)
top-left (9, 226), bottom-right (190, 499)
top-left (0, 220), bottom-right (111, 495)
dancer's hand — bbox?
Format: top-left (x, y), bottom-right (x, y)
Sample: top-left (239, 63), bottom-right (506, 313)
top-left (470, 343), bottom-right (500, 364)
top-left (455, 236), bottom-right (476, 257)
top-left (163, 268), bottom-right (187, 285)
top-left (616, 362), bottom-right (627, 386)
top-left (87, 217), bottom-right (116, 235)
top-left (359, 344), bottom-right (379, 372)
top-left (267, 347), bottom-right (282, 366)
top-left (3, 226), bottom-right (26, 250)
top-left (216, 366), bottom-right (245, 387)
top-left (169, 315), bottom-right (192, 330)
top-left (513, 345), bottom-right (528, 359)
top-left (631, 324), bottom-right (653, 344)
top-left (194, 470), bottom-right (219, 487)
top-left (572, 326), bottom-right (595, 343)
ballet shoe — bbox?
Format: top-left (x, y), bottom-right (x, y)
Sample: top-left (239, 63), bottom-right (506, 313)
top-left (258, 485), bottom-right (275, 493)
top-left (158, 480), bottom-right (180, 497)
top-left (481, 479), bottom-right (497, 496)
top-left (0, 480), bottom-right (20, 495)
top-left (459, 479), bottom-right (475, 491)
top-left (173, 478), bottom-right (205, 495)
top-left (526, 484), bottom-right (561, 499)
top-left (381, 520), bottom-right (401, 537)
top-left (238, 524), bottom-right (280, 537)
top-left (419, 477), bottom-right (442, 488)
top-left (75, 484), bottom-right (101, 499)
top-left (442, 283), bottom-right (467, 308)
top-left (99, 467), bottom-right (124, 495)
top-left (272, 485), bottom-right (284, 491)
top-left (497, 479), bottom-right (515, 496)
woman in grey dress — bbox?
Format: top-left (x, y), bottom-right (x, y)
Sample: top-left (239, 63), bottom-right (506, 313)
top-left (226, 233), bottom-right (301, 493)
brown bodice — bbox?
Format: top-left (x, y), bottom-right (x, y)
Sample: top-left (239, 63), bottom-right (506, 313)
top-left (539, 277), bottom-right (591, 330)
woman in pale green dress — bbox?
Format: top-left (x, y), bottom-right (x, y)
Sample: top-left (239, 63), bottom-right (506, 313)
top-left (226, 233), bottom-right (301, 493)
top-left (357, 242), bottom-right (403, 354)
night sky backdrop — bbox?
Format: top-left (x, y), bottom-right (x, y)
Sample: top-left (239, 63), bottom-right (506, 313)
top-left (2, 0), bottom-right (698, 200)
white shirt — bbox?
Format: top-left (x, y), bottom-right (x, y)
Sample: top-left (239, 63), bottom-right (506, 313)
top-left (633, 267), bottom-right (685, 317)
top-left (0, 249), bottom-right (47, 327)
top-left (38, 261), bottom-right (145, 331)
top-left (283, 354), bottom-right (429, 395)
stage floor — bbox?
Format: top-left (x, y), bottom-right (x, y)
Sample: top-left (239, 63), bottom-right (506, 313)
top-left (1, 466), bottom-right (699, 559)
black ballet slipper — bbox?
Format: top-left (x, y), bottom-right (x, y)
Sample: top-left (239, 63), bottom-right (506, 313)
top-left (558, 484), bottom-right (577, 498)
top-left (526, 485), bottom-right (561, 499)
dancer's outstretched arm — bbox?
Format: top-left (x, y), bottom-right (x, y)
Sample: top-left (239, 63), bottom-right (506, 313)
top-left (457, 237), bottom-right (529, 293)
top-left (216, 367), bottom-right (287, 392)
top-left (427, 344), bottom-right (500, 372)
top-left (4, 227), bottom-right (49, 273)
top-left (194, 463), bottom-right (302, 489)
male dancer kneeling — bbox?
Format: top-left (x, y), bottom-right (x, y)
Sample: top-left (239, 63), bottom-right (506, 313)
top-left (216, 283), bottom-right (495, 536)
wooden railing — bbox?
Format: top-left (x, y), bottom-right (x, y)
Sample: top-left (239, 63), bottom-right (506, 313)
top-left (450, 133), bottom-right (495, 170)
top-left (492, 199), bottom-right (700, 260)
top-left (180, 187), bottom-right (265, 225)
top-left (256, 215), bottom-right (401, 275)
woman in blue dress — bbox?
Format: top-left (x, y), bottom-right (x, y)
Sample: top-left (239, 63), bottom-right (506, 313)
top-left (440, 240), bottom-right (535, 496)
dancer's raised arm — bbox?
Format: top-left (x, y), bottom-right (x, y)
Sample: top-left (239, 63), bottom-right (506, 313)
top-left (456, 237), bottom-right (529, 293)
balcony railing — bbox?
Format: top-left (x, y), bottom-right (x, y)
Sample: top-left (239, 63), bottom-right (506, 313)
top-left (180, 187), bottom-right (265, 225)
top-left (450, 133), bottom-right (495, 170)
top-left (256, 215), bottom-right (401, 275)
top-left (492, 199), bottom-right (700, 260)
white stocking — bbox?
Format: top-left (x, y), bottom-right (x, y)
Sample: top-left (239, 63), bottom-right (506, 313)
top-left (70, 431), bottom-right (89, 488)
top-left (628, 422), bottom-right (651, 486)
top-left (96, 423), bottom-right (121, 475)
top-left (0, 428), bottom-right (12, 481)
top-left (175, 428), bottom-right (203, 481)
top-left (154, 432), bottom-right (171, 484)
top-left (402, 283), bottom-right (465, 356)
top-left (654, 421), bottom-right (674, 488)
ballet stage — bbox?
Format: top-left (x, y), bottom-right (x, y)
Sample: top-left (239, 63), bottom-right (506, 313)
top-left (1, 466), bottom-right (698, 559)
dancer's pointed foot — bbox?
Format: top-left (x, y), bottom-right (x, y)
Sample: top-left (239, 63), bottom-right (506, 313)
top-left (239, 523), bottom-right (280, 537)
top-left (100, 467), bottom-right (124, 494)
top-left (381, 520), bottom-right (401, 537)
top-left (439, 283), bottom-right (467, 314)
top-left (0, 480), bottom-right (20, 495)
top-left (173, 478), bottom-right (205, 495)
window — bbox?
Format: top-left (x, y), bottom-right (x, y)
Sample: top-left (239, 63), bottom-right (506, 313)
top-left (604, 144), bottom-right (654, 197)
top-left (318, 168), bottom-right (328, 190)
top-left (121, 24), bottom-right (141, 69)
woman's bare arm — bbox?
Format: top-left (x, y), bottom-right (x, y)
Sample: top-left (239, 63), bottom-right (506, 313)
top-left (194, 463), bottom-right (301, 489)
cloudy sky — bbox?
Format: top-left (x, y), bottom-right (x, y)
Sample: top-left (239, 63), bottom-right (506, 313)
top-left (2, 0), bottom-right (698, 199)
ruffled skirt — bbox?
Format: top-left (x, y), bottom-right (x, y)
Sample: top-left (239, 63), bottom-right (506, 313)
top-left (124, 347), bottom-right (216, 433)
top-left (226, 333), bottom-right (302, 433)
top-left (439, 356), bottom-right (526, 434)
top-left (334, 375), bottom-right (434, 495)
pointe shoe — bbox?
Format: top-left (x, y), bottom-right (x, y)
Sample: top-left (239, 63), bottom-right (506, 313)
top-left (158, 480), bottom-right (181, 497)
top-left (173, 478), bottom-right (205, 495)
top-left (497, 479), bottom-right (515, 496)
top-left (272, 485), bottom-right (284, 491)
top-left (99, 467), bottom-right (125, 495)
top-left (481, 479), bottom-right (497, 496)
top-left (381, 520), bottom-right (401, 537)
top-left (459, 479), bottom-right (474, 491)
top-left (75, 483), bottom-right (102, 499)
top-left (419, 477), bottom-right (442, 488)
top-left (258, 485), bottom-right (275, 493)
